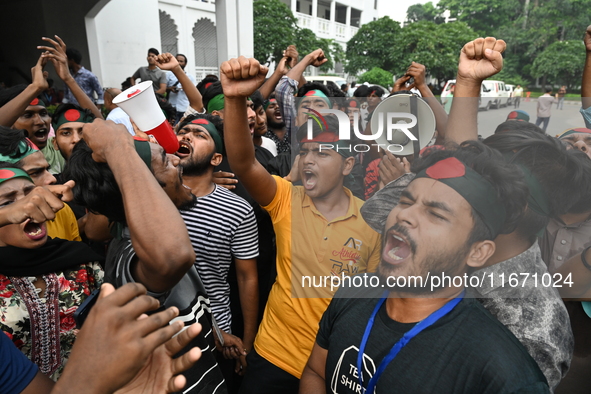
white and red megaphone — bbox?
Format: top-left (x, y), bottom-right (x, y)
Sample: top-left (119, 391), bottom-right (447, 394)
top-left (113, 81), bottom-right (179, 153)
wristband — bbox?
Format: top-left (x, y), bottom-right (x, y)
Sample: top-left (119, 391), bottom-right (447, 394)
top-left (581, 245), bottom-right (591, 271)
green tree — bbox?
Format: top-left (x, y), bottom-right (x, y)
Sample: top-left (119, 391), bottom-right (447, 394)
top-left (253, 0), bottom-right (297, 65)
top-left (358, 67), bottom-right (394, 88)
top-left (436, 0), bottom-right (522, 37)
top-left (531, 40), bottom-right (586, 88)
top-left (406, 2), bottom-right (445, 24)
top-left (345, 17), bottom-right (402, 75)
top-left (293, 29), bottom-right (337, 71)
top-left (394, 21), bottom-right (477, 84)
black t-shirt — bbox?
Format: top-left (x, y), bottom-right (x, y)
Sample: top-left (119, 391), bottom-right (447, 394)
top-left (317, 280), bottom-right (549, 394)
top-left (105, 234), bottom-right (227, 394)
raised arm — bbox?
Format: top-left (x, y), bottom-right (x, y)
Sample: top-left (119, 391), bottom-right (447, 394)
top-left (156, 53), bottom-right (204, 113)
top-left (445, 37), bottom-right (506, 144)
top-left (259, 45), bottom-right (299, 99)
top-left (0, 55), bottom-right (48, 127)
top-left (220, 57), bottom-right (277, 206)
top-left (81, 119), bottom-right (195, 293)
top-left (39, 36), bottom-right (104, 119)
top-left (582, 25), bottom-right (591, 110)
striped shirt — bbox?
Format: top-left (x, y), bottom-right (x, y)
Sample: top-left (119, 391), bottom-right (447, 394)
top-left (181, 185), bottom-right (259, 333)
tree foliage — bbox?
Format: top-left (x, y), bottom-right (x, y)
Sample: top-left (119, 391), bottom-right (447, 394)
top-left (406, 2), bottom-right (445, 24)
top-left (253, 0), bottom-right (298, 65)
top-left (436, 0), bottom-right (522, 37)
top-left (345, 17), bottom-right (402, 75)
top-left (531, 40), bottom-right (586, 87)
top-left (359, 67), bottom-right (394, 88)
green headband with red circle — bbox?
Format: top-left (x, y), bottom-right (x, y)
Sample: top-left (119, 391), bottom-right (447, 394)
top-left (0, 168), bottom-right (33, 185)
top-left (53, 108), bottom-right (94, 130)
top-left (0, 139), bottom-right (39, 164)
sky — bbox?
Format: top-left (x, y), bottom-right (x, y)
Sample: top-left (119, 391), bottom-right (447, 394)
top-left (378, 0), bottom-right (438, 23)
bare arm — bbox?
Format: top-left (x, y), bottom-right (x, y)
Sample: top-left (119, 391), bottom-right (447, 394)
top-left (446, 37), bottom-right (506, 145)
top-left (235, 258), bottom-right (259, 351)
top-left (0, 55), bottom-right (48, 127)
top-left (286, 49), bottom-right (327, 86)
top-left (582, 25), bottom-right (591, 109)
top-left (81, 120), bottom-right (195, 293)
top-left (299, 342), bottom-right (328, 394)
top-left (156, 82), bottom-right (167, 95)
top-left (156, 53), bottom-right (203, 113)
top-left (259, 45), bottom-right (299, 99)
top-left (39, 36), bottom-right (103, 119)
top-left (220, 57), bottom-right (277, 206)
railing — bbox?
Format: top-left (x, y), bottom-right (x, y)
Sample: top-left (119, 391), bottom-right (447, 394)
top-left (195, 66), bottom-right (219, 81)
top-left (297, 13), bottom-right (313, 29)
top-left (295, 12), bottom-right (360, 41)
top-left (335, 22), bottom-right (347, 39)
top-left (317, 19), bottom-right (330, 36)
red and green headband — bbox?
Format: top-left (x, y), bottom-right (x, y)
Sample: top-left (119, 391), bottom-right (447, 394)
top-left (179, 118), bottom-right (223, 154)
top-left (0, 168), bottom-right (33, 185)
top-left (299, 90), bottom-right (331, 109)
top-left (0, 139), bottom-right (39, 164)
top-left (558, 128), bottom-right (591, 139)
top-left (53, 109), bottom-right (94, 130)
top-left (415, 157), bottom-right (506, 237)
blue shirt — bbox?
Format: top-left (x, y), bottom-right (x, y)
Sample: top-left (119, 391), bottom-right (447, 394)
top-left (63, 66), bottom-right (104, 105)
top-left (0, 333), bottom-right (38, 393)
top-left (166, 71), bottom-right (196, 112)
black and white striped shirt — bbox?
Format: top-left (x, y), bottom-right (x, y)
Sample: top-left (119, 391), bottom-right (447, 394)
top-left (181, 185), bottom-right (259, 333)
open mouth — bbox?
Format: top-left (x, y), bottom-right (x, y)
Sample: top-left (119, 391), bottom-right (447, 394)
top-left (248, 121), bottom-right (255, 135)
top-left (382, 230), bottom-right (412, 265)
top-left (176, 141), bottom-right (192, 158)
top-left (274, 110), bottom-right (282, 121)
top-left (23, 220), bottom-right (46, 241)
top-left (302, 169), bottom-right (318, 190)
top-left (34, 128), bottom-right (48, 142)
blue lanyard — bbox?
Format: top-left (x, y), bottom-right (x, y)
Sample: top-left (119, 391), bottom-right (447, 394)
top-left (356, 290), bottom-right (465, 394)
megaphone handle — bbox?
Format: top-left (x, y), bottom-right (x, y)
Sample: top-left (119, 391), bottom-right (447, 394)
top-left (410, 95), bottom-right (420, 159)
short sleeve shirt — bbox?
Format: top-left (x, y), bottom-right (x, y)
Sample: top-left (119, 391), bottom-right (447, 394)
top-left (132, 67), bottom-right (167, 92)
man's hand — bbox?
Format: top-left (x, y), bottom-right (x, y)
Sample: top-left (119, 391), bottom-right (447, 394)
top-left (114, 322), bottom-right (203, 394)
top-left (378, 151), bottom-right (410, 190)
top-left (406, 62), bottom-right (426, 88)
top-left (393, 75), bottom-right (412, 93)
top-left (31, 54), bottom-right (49, 93)
top-left (284, 45), bottom-right (299, 69)
top-left (220, 56), bottom-right (268, 98)
top-left (155, 53), bottom-right (180, 71)
top-left (46, 180), bottom-right (75, 203)
top-left (82, 119), bottom-right (135, 163)
top-left (457, 37), bottom-right (506, 84)
top-left (213, 171), bottom-right (238, 190)
top-left (56, 283), bottom-right (187, 394)
top-left (0, 186), bottom-right (65, 225)
top-left (585, 25), bottom-right (591, 52)
top-left (275, 56), bottom-right (289, 76)
top-left (38, 36), bottom-right (72, 83)
top-left (306, 49), bottom-right (328, 68)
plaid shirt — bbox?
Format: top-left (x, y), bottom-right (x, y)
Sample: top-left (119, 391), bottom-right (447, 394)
top-left (274, 76), bottom-right (298, 148)
top-left (63, 67), bottom-right (104, 105)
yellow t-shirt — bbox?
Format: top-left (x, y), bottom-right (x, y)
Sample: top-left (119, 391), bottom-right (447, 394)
top-left (254, 176), bottom-right (381, 378)
top-left (45, 204), bottom-right (81, 242)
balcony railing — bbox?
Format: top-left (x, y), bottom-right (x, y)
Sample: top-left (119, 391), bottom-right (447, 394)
top-left (295, 12), bottom-right (359, 41)
top-left (195, 66), bottom-right (218, 81)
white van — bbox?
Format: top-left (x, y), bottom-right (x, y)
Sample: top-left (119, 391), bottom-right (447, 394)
top-left (441, 79), bottom-right (509, 110)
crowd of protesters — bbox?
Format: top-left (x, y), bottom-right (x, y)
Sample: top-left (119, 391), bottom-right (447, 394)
top-left (0, 23), bottom-right (591, 394)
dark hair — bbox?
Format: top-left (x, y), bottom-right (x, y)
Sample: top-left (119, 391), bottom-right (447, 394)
top-left (65, 48), bottom-right (82, 64)
top-left (368, 85), bottom-right (385, 97)
top-left (51, 103), bottom-right (95, 128)
top-left (411, 140), bottom-right (529, 242)
top-left (0, 84), bottom-right (27, 107)
top-left (297, 82), bottom-right (331, 99)
top-left (484, 130), bottom-right (591, 240)
top-left (176, 113), bottom-right (224, 146)
top-left (295, 113), bottom-right (340, 143)
top-left (494, 120), bottom-right (544, 135)
top-left (353, 85), bottom-right (369, 98)
top-left (202, 81), bottom-right (224, 112)
top-left (545, 87), bottom-right (552, 93)
top-left (0, 126), bottom-right (28, 160)
top-left (63, 140), bottom-right (126, 222)
top-left (176, 54), bottom-right (187, 63)
top-left (197, 76), bottom-right (220, 95)
top-left (341, 84), bottom-right (348, 91)
top-left (148, 48), bottom-right (159, 56)
top-left (250, 90), bottom-right (265, 110)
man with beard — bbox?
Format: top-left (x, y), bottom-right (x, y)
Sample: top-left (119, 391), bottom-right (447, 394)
top-left (264, 94), bottom-right (290, 154)
top-left (300, 143), bottom-right (550, 393)
top-left (64, 119), bottom-right (227, 393)
top-left (174, 113), bottom-right (259, 385)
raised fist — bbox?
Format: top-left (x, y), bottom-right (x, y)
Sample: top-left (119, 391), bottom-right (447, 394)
top-left (306, 48), bottom-right (328, 68)
top-left (457, 37), bottom-right (506, 83)
top-left (156, 53), bottom-right (180, 71)
top-left (220, 56), bottom-right (268, 98)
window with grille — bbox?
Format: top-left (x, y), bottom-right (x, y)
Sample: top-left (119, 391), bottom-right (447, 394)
top-left (193, 18), bottom-right (218, 68)
top-left (159, 10), bottom-right (178, 55)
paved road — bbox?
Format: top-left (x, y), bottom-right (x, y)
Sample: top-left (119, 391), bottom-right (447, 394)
top-left (475, 99), bottom-right (584, 139)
